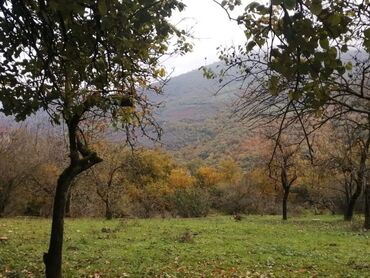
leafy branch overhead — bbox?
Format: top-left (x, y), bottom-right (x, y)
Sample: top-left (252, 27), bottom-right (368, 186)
top-left (214, 0), bottom-right (370, 114)
top-left (0, 0), bottom-right (191, 126)
top-left (211, 0), bottom-right (370, 229)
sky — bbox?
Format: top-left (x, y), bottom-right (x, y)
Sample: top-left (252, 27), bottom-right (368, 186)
top-left (163, 0), bottom-right (247, 76)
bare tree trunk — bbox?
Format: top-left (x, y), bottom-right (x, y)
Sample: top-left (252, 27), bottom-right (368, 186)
top-left (105, 200), bottom-right (113, 220)
top-left (344, 153), bottom-right (367, 221)
top-left (44, 168), bottom-right (74, 278)
top-left (362, 127), bottom-right (370, 227)
top-left (0, 183), bottom-right (13, 217)
top-left (280, 163), bottom-right (294, 221)
top-left (0, 200), bottom-right (5, 217)
top-left (364, 182), bottom-right (370, 229)
top-left (43, 119), bottom-right (102, 277)
top-left (282, 190), bottom-right (289, 221)
top-left (344, 191), bottom-right (360, 221)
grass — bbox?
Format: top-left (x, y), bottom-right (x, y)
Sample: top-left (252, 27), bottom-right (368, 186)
top-left (0, 215), bottom-right (369, 277)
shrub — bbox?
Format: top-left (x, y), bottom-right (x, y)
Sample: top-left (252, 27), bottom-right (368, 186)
top-left (171, 187), bottom-right (210, 218)
top-left (215, 179), bottom-right (277, 215)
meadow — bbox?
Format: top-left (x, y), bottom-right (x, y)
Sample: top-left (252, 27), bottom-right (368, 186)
top-left (0, 215), bottom-right (369, 278)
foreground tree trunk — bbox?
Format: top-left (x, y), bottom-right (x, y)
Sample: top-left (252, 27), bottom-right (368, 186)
top-left (65, 188), bottom-right (72, 218)
top-left (44, 168), bottom-right (74, 278)
top-left (43, 121), bottom-right (102, 277)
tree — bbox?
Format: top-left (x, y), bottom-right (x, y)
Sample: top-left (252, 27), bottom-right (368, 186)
top-left (213, 0), bottom-right (370, 228)
top-left (0, 1), bottom-right (189, 276)
top-left (196, 165), bottom-right (224, 187)
top-left (333, 121), bottom-right (370, 221)
top-left (90, 142), bottom-right (127, 220)
top-left (168, 168), bottom-right (195, 189)
top-left (267, 133), bottom-right (300, 220)
top-left (123, 148), bottom-right (176, 217)
top-left (218, 159), bottom-right (243, 184)
top-left (0, 126), bottom-right (42, 216)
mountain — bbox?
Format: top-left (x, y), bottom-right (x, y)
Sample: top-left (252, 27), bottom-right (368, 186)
top-left (0, 62), bottom-right (252, 166)
top-left (154, 65), bottom-right (252, 166)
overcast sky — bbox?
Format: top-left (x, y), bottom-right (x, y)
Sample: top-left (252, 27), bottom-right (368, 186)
top-left (163, 0), bottom-right (247, 76)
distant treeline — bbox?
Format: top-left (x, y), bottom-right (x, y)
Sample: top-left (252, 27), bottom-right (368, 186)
top-left (0, 122), bottom-right (363, 220)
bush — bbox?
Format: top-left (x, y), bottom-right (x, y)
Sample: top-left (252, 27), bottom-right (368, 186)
top-left (216, 183), bottom-right (257, 215)
top-left (215, 179), bottom-right (278, 215)
top-left (170, 188), bottom-right (210, 218)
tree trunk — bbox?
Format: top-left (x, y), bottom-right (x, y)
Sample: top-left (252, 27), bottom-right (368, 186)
top-left (344, 195), bottom-right (358, 221)
top-left (105, 200), bottom-right (113, 220)
top-left (364, 183), bottom-right (370, 229)
top-left (0, 183), bottom-right (13, 217)
top-left (65, 188), bottom-right (72, 218)
top-left (44, 168), bottom-right (74, 278)
top-left (282, 190), bottom-right (289, 221)
top-left (0, 201), bottom-right (5, 217)
top-left (0, 193), bottom-right (6, 217)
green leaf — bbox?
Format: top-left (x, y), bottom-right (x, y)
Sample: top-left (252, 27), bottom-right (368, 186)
top-left (345, 62), bottom-right (353, 71)
top-left (328, 14), bottom-right (341, 26)
top-left (364, 28), bottom-right (370, 39)
top-left (271, 0), bottom-right (282, 5)
top-left (284, 0), bottom-right (296, 9)
top-left (337, 66), bottom-right (345, 75)
top-left (268, 75), bottom-right (280, 96)
top-left (365, 39), bottom-right (370, 51)
top-left (319, 38), bottom-right (329, 50)
top-left (310, 0), bottom-right (322, 15)
top-left (246, 41), bottom-right (256, 51)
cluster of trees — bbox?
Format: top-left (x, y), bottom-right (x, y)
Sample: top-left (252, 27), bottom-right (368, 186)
top-left (2, 0), bottom-right (370, 276)
top-left (0, 124), bottom-right (243, 219)
top-left (0, 123), bottom-right (65, 217)
top-left (211, 0), bottom-right (370, 229)
top-left (2, 120), bottom-right (367, 223)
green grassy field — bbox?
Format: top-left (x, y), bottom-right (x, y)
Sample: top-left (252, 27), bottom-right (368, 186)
top-left (0, 215), bottom-right (369, 277)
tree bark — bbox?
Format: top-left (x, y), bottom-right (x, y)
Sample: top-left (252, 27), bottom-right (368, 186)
top-left (0, 182), bottom-right (14, 217)
top-left (344, 201), bottom-right (355, 221)
top-left (343, 149), bottom-right (367, 221)
top-left (43, 117), bottom-right (102, 277)
top-left (344, 193), bottom-right (359, 221)
top-left (282, 190), bottom-right (289, 221)
top-left (0, 200), bottom-right (5, 217)
top-left (65, 188), bottom-right (72, 218)
top-left (364, 182), bottom-right (370, 229)
top-left (44, 168), bottom-right (74, 278)
top-left (105, 200), bottom-right (113, 220)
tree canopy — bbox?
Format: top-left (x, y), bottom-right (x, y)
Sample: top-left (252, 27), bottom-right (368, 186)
top-left (0, 1), bottom-right (191, 276)
top-left (0, 0), bottom-right (189, 126)
top-left (212, 0), bottom-right (370, 228)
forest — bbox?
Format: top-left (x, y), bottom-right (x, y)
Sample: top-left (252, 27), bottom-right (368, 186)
top-left (1, 0), bottom-right (370, 277)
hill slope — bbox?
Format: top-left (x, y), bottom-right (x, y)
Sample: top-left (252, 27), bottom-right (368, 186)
top-left (155, 65), bottom-right (251, 165)
top-left (0, 63), bottom-right (250, 165)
